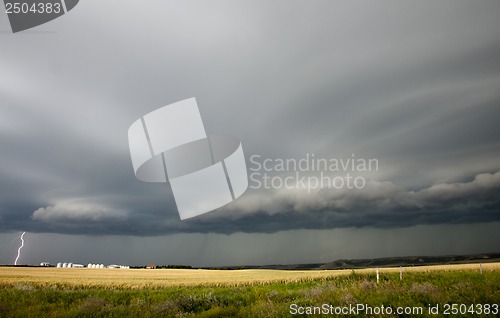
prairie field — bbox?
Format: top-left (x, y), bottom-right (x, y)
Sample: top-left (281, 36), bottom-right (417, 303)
top-left (0, 263), bottom-right (499, 317)
top-left (1, 262), bottom-right (498, 289)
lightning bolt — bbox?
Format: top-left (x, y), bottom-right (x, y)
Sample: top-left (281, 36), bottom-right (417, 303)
top-left (14, 232), bottom-right (26, 265)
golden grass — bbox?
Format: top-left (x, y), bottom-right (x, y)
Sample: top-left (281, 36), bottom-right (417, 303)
top-left (1, 262), bottom-right (499, 289)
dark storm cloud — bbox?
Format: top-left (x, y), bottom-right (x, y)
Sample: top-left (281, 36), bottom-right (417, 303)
top-left (1, 0), bottom-right (499, 236)
top-left (2, 170), bottom-right (495, 236)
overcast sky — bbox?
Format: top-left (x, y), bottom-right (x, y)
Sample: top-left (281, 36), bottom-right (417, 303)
top-left (1, 0), bottom-right (499, 266)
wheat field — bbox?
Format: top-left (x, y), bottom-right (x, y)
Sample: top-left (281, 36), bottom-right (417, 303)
top-left (1, 263), bottom-right (499, 317)
top-left (1, 262), bottom-right (499, 289)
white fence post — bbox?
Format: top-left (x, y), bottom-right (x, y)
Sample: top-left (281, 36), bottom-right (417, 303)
top-left (400, 266), bottom-right (403, 281)
top-left (480, 263), bottom-right (483, 274)
top-left (376, 267), bottom-right (380, 284)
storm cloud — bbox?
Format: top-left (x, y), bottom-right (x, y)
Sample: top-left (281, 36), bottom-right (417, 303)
top-left (0, 1), bottom-right (499, 265)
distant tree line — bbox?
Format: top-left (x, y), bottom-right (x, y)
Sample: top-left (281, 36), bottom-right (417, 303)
top-left (130, 265), bottom-right (193, 269)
